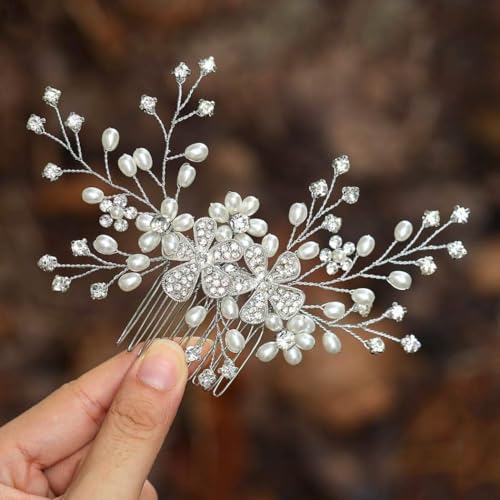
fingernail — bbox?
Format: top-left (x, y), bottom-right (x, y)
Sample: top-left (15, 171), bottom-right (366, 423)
top-left (137, 340), bottom-right (185, 391)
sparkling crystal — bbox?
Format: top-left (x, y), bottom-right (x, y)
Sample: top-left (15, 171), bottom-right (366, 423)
top-left (229, 213), bottom-right (249, 234)
top-left (366, 337), bottom-right (385, 354)
top-left (43, 86), bottom-right (61, 106)
top-left (418, 256), bottom-right (437, 275)
top-left (340, 258), bottom-right (353, 272)
top-left (27, 114), bottom-right (46, 134)
top-left (422, 210), bottom-right (440, 228)
top-left (322, 215), bottom-right (342, 233)
top-left (123, 206), bottom-right (138, 220)
top-left (450, 205), bottom-right (470, 224)
top-left (114, 219), bottom-right (128, 232)
top-left (329, 235), bottom-right (343, 249)
top-left (354, 303), bottom-right (371, 317)
top-left (343, 242), bottom-right (355, 255)
top-left (71, 238), bottom-right (90, 256)
top-left (42, 162), bottom-right (63, 181)
top-left (99, 199), bottom-right (113, 212)
top-left (65, 112), bottom-right (85, 133)
top-left (197, 99), bottom-right (215, 117)
top-left (90, 282), bottom-right (108, 300)
top-left (150, 215), bottom-right (170, 233)
top-left (401, 334), bottom-right (421, 353)
top-left (309, 179), bottom-right (328, 198)
top-left (113, 194), bottom-right (128, 208)
top-left (199, 56), bottom-right (216, 75)
top-left (52, 275), bottom-right (71, 292)
top-left (139, 95), bottom-right (157, 115)
top-left (326, 262), bottom-right (339, 275)
top-left (447, 240), bottom-right (467, 259)
top-left (219, 359), bottom-right (238, 379)
top-left (342, 186), bottom-right (359, 204)
top-left (38, 254), bottom-right (58, 272)
top-left (319, 248), bottom-right (331, 262)
top-left (276, 330), bottom-right (295, 350)
top-left (332, 155), bottom-right (350, 175)
top-left (99, 214), bottom-right (113, 228)
top-left (386, 302), bottom-right (407, 322)
top-left (185, 344), bottom-right (202, 363)
top-left (198, 368), bottom-right (217, 390)
top-left (173, 62), bottom-right (191, 84)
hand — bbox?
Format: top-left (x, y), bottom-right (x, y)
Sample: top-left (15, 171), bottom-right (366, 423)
top-left (0, 339), bottom-right (189, 499)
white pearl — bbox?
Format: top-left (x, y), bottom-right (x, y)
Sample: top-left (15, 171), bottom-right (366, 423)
top-left (101, 128), bottom-right (119, 152)
top-left (138, 231), bottom-right (161, 253)
top-left (109, 205), bottom-right (124, 219)
top-left (161, 198), bottom-right (178, 220)
top-left (135, 213), bottom-right (153, 232)
top-left (265, 313), bottom-right (283, 332)
top-left (177, 163), bottom-right (196, 188)
top-left (185, 305), bottom-right (207, 328)
top-left (172, 213), bottom-right (194, 232)
top-left (352, 288), bottom-right (375, 305)
top-left (235, 233), bottom-right (253, 249)
top-left (216, 225), bottom-right (232, 241)
top-left (225, 329), bottom-right (245, 354)
top-left (301, 316), bottom-right (316, 335)
top-left (256, 342), bottom-right (279, 362)
top-left (118, 272), bottom-right (142, 292)
top-left (184, 142), bottom-right (208, 163)
top-left (162, 233), bottom-right (179, 256)
top-left (322, 332), bottom-right (342, 353)
top-left (323, 301), bottom-right (345, 319)
top-left (295, 333), bottom-right (315, 351)
top-left (126, 253), bottom-right (150, 272)
top-left (221, 296), bottom-right (239, 320)
top-left (287, 314), bottom-right (307, 334)
top-left (93, 235), bottom-right (117, 255)
top-left (208, 202), bottom-right (229, 223)
top-left (248, 218), bottom-right (268, 237)
top-left (262, 234), bottom-right (279, 257)
top-left (241, 196), bottom-right (260, 216)
top-left (117, 154), bottom-right (137, 177)
top-left (357, 235), bottom-right (375, 257)
top-left (82, 187), bottom-right (104, 204)
top-left (133, 148), bottom-right (153, 171)
top-left (289, 202), bottom-right (307, 226)
top-left (224, 191), bottom-right (242, 215)
top-left (388, 270), bottom-right (412, 290)
top-left (394, 220), bottom-right (413, 242)
top-left (297, 241), bottom-right (319, 260)
top-left (284, 346), bottom-right (302, 365)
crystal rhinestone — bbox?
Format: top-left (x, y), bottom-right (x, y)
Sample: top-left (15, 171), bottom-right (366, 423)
top-left (71, 239), bottom-right (90, 256)
top-left (43, 86), bottom-right (61, 106)
top-left (113, 194), bottom-right (128, 208)
top-left (322, 215), bottom-right (342, 233)
top-left (26, 114), bottom-right (46, 134)
top-left (99, 214), bottom-right (113, 228)
top-left (309, 179), bottom-right (328, 198)
top-left (38, 254), bottom-right (58, 272)
top-left (139, 95), bottom-right (157, 115)
top-left (329, 235), bottom-right (343, 249)
top-left (422, 210), bottom-right (440, 228)
top-left (332, 155), bottom-right (350, 175)
top-left (185, 345), bottom-right (202, 363)
top-left (52, 275), bottom-right (71, 292)
top-left (229, 213), bottom-right (249, 234)
top-left (123, 206), bottom-right (138, 220)
top-left (343, 242), bottom-right (355, 255)
top-left (366, 337), bottom-right (385, 354)
top-left (401, 334), bottom-right (421, 353)
top-left (197, 99), bottom-right (215, 117)
top-left (99, 199), bottom-right (113, 212)
top-left (114, 219), bottom-right (128, 232)
top-left (150, 215), bottom-right (170, 233)
top-left (90, 282), bottom-right (108, 300)
top-left (386, 302), bottom-right (407, 322)
top-left (342, 186), bottom-right (359, 204)
top-left (173, 62), bottom-right (191, 84)
top-left (42, 162), bottom-right (63, 181)
top-left (198, 368), bottom-right (217, 390)
top-left (447, 240), bottom-right (467, 259)
top-left (418, 256), bottom-right (437, 275)
top-left (340, 258), bottom-right (353, 272)
top-left (326, 262), bottom-right (339, 275)
top-left (65, 112), bottom-right (85, 133)
top-left (354, 303), bottom-right (371, 317)
top-left (199, 56), bottom-right (216, 75)
top-left (319, 248), bottom-right (331, 262)
top-left (219, 359), bottom-right (238, 379)
top-left (450, 205), bottom-right (470, 224)
top-left (276, 330), bottom-right (295, 350)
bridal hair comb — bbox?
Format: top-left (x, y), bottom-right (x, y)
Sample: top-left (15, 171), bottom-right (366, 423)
top-left (31, 57), bottom-right (470, 396)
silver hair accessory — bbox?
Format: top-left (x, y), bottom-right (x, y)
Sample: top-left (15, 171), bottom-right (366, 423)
top-left (31, 57), bottom-right (470, 396)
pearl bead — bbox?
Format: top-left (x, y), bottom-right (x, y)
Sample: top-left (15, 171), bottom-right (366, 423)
top-left (323, 301), bottom-right (345, 319)
top-left (82, 187), bottom-right (104, 204)
top-left (133, 148), bottom-right (153, 171)
top-left (185, 305), bottom-right (207, 328)
top-left (162, 233), bottom-right (179, 256)
top-left (216, 225), bottom-right (232, 241)
top-left (225, 329), bottom-right (246, 354)
top-left (101, 128), bottom-right (119, 152)
top-left (221, 296), bottom-right (239, 320)
top-left (161, 198), bottom-right (178, 220)
top-left (322, 332), bottom-right (342, 353)
top-left (394, 220), bottom-right (413, 242)
top-left (208, 202), bottom-right (229, 223)
top-left (126, 254), bottom-right (150, 272)
top-left (117, 154), bottom-right (137, 177)
top-left (235, 233), bottom-right (253, 249)
top-left (357, 235), bottom-right (375, 257)
top-left (352, 288), bottom-right (375, 305)
top-left (287, 314), bottom-right (307, 333)
top-left (172, 213), bottom-right (194, 232)
top-left (177, 163), bottom-right (196, 188)
top-left (184, 142), bottom-right (208, 163)
top-left (118, 272), bottom-right (142, 292)
top-left (289, 202), bottom-right (308, 226)
top-left (295, 333), bottom-right (315, 351)
top-left (135, 213), bottom-right (153, 232)
top-left (262, 234), bottom-right (279, 257)
top-left (248, 218), bottom-right (268, 237)
top-left (241, 196), bottom-right (260, 216)
top-left (297, 241), bottom-right (319, 260)
top-left (284, 346), bottom-right (302, 365)
top-left (256, 342), bottom-right (279, 362)
top-left (388, 270), bottom-right (412, 290)
top-left (93, 235), bottom-right (117, 255)
top-left (109, 205), bottom-right (123, 219)
top-left (265, 313), bottom-right (283, 332)
top-left (138, 231), bottom-right (161, 253)
top-left (224, 191), bottom-right (242, 215)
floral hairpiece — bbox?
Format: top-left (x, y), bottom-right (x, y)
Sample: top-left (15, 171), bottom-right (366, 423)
top-left (30, 57), bottom-right (470, 396)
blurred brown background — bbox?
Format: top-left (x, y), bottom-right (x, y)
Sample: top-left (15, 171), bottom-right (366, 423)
top-left (0, 1), bottom-right (499, 499)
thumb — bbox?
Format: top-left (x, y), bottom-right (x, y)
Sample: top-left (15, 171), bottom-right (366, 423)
top-left (66, 339), bottom-right (187, 500)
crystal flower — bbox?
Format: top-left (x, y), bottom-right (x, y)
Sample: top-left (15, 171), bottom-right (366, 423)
top-left (309, 179), bottom-right (328, 198)
top-left (450, 205), bottom-right (470, 224)
top-left (365, 337), bottom-right (385, 354)
top-left (139, 95), bottom-right (157, 115)
top-left (386, 302), bottom-right (407, 322)
top-left (197, 99), bottom-right (215, 117)
top-left (42, 162), bottom-right (63, 182)
top-left (418, 256), bottom-right (437, 275)
top-left (90, 282), bottom-right (108, 300)
top-left (198, 368), bottom-right (217, 390)
top-left (173, 62), bottom-right (191, 84)
top-left (43, 86), bottom-right (61, 106)
top-left (65, 112), bottom-right (85, 133)
top-left (342, 186), bottom-right (360, 204)
top-left (422, 210), bottom-right (440, 228)
top-left (27, 114), bottom-right (46, 134)
top-left (319, 235), bottom-right (355, 275)
top-left (332, 155), bottom-right (350, 175)
top-left (447, 241), bottom-right (467, 259)
top-left (199, 56), bottom-right (216, 75)
top-left (401, 334), bottom-right (421, 353)
top-left (71, 239), bottom-right (90, 257)
top-left (99, 194), bottom-right (137, 232)
top-left (219, 359), bottom-right (238, 379)
top-left (321, 214), bottom-right (342, 233)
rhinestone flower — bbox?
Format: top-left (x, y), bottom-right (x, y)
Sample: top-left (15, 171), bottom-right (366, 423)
top-left (199, 56), bottom-right (216, 75)
top-left (365, 337), bottom-right (385, 354)
top-left (332, 155), bottom-right (350, 175)
top-left (321, 214), bottom-right (342, 233)
top-left (197, 99), bottom-right (215, 117)
top-left (42, 162), bottom-right (63, 182)
top-left (309, 179), bottom-right (328, 198)
top-left (27, 114), bottom-right (46, 134)
top-left (320, 236), bottom-right (354, 275)
top-left (342, 186), bottom-right (360, 204)
top-left (173, 62), bottom-right (191, 84)
top-left (422, 210), bottom-right (440, 228)
top-left (450, 205), bottom-right (470, 224)
top-left (90, 282), bottom-right (108, 300)
top-left (43, 86), bottom-right (61, 106)
top-left (418, 256), bottom-right (437, 275)
top-left (219, 359), bottom-right (238, 379)
top-left (65, 112), bottom-right (85, 133)
top-left (139, 95), bottom-right (157, 115)
top-left (198, 368), bottom-right (217, 390)
top-left (386, 302), bottom-right (407, 322)
top-left (447, 241), bottom-right (467, 259)
top-left (99, 195), bottom-right (136, 232)
top-left (401, 334), bottom-right (421, 353)
top-left (71, 239), bottom-right (90, 257)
